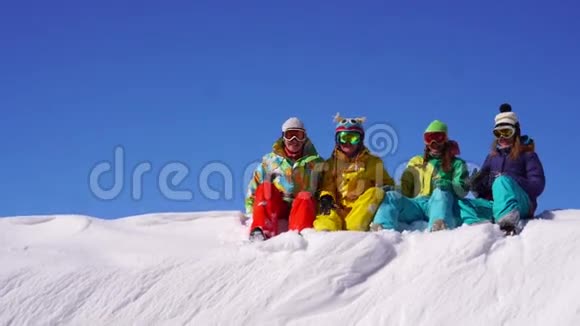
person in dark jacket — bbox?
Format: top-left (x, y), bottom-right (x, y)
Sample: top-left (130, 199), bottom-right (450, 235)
top-left (463, 103), bottom-right (546, 234)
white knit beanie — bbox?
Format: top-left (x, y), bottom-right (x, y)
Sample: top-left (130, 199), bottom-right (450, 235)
top-left (281, 117), bottom-right (305, 131)
top-left (494, 103), bottom-right (519, 128)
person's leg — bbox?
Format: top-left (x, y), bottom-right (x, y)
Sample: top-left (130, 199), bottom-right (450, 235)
top-left (372, 190), bottom-right (427, 232)
top-left (344, 187), bottom-right (385, 231)
top-left (249, 181), bottom-right (288, 239)
top-left (288, 191), bottom-right (317, 232)
top-left (313, 209), bottom-right (343, 231)
top-left (457, 197), bottom-right (493, 226)
top-left (426, 188), bottom-right (458, 231)
top-left (492, 175), bottom-right (531, 228)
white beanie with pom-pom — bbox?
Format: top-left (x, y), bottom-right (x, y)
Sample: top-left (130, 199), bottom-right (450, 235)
top-left (495, 103), bottom-right (519, 128)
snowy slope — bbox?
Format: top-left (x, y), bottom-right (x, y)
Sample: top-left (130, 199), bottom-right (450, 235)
top-left (1, 209), bottom-right (580, 326)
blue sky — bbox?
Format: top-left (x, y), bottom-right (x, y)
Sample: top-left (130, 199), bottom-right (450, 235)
top-left (1, 0), bottom-right (578, 219)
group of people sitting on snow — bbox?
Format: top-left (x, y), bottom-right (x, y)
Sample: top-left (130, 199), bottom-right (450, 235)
top-left (244, 103), bottom-right (546, 241)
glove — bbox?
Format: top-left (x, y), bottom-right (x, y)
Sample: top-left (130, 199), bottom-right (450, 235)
top-left (381, 185), bottom-right (395, 192)
top-left (470, 168), bottom-right (492, 198)
top-left (319, 195), bottom-right (334, 215)
top-left (468, 168), bottom-right (479, 184)
top-left (267, 171), bottom-right (281, 183)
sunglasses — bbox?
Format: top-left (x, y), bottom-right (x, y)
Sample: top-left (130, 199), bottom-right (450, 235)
top-left (338, 131), bottom-right (362, 145)
top-left (493, 127), bottom-right (515, 139)
top-left (283, 129), bottom-right (306, 142)
top-left (424, 132), bottom-right (447, 145)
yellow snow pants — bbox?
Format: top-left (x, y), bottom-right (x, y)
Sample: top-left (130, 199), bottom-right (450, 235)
top-left (313, 187), bottom-right (385, 231)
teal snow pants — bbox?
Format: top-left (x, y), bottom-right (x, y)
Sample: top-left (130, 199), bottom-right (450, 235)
top-left (372, 188), bottom-right (460, 231)
top-left (458, 175), bottom-right (531, 223)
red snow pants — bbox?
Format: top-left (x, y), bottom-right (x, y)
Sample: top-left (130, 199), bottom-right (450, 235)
top-left (249, 182), bottom-right (316, 238)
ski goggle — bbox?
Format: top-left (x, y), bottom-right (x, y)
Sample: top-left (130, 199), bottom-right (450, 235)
top-left (337, 131), bottom-right (362, 145)
top-left (283, 129), bottom-right (306, 142)
top-left (424, 132), bottom-right (447, 145)
top-left (493, 126), bottom-right (515, 139)
top-left (338, 118), bottom-right (359, 125)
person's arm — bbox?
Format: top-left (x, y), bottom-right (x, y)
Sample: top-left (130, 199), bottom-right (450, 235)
top-left (378, 158), bottom-right (395, 189)
top-left (367, 156), bottom-right (395, 190)
top-left (400, 167), bottom-right (415, 197)
top-left (308, 156), bottom-right (326, 199)
top-left (317, 158), bottom-right (337, 215)
top-left (471, 155), bottom-right (492, 198)
top-left (518, 152), bottom-right (546, 199)
top-left (244, 158), bottom-right (267, 216)
top-left (451, 159), bottom-right (470, 198)
top-left (401, 156), bottom-right (422, 197)
top-left (318, 158), bottom-right (336, 200)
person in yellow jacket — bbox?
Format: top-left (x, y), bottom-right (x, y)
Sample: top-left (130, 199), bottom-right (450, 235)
top-left (314, 114), bottom-right (395, 231)
top-left (370, 119), bottom-right (490, 232)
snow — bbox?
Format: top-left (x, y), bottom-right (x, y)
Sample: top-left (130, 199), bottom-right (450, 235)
top-left (1, 209), bottom-right (580, 325)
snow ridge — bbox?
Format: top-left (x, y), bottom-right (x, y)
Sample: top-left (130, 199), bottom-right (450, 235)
top-left (1, 210), bottom-right (579, 325)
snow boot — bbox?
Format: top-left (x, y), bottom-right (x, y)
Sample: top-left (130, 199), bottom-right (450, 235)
top-left (249, 227), bottom-right (267, 242)
top-left (431, 219), bottom-right (447, 232)
top-left (369, 222), bottom-right (384, 232)
top-left (497, 209), bottom-right (521, 236)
